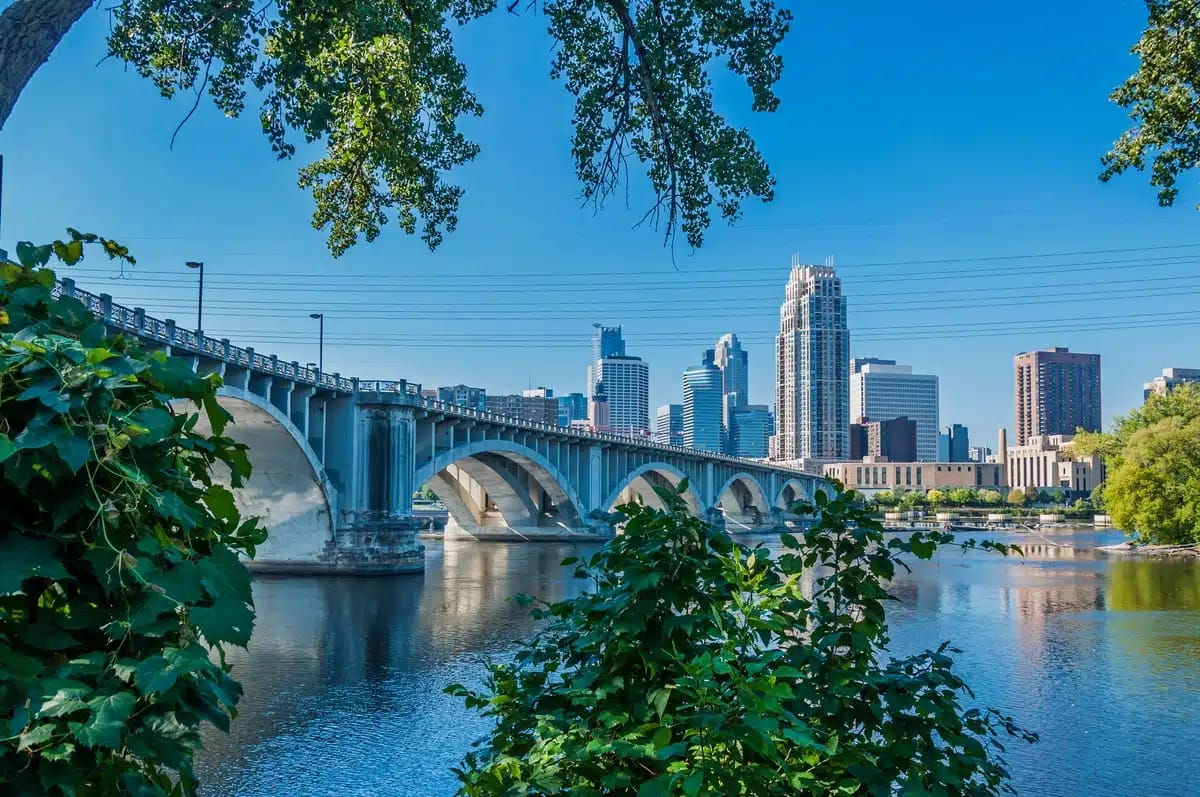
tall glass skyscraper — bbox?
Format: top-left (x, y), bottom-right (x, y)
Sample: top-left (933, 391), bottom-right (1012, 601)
top-left (728, 405), bottom-right (774, 458)
top-left (683, 363), bottom-right (723, 452)
top-left (850, 362), bottom-right (940, 461)
top-left (771, 258), bottom-right (849, 468)
top-left (710, 333), bottom-right (749, 407)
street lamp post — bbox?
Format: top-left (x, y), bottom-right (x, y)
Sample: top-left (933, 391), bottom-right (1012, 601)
top-left (185, 261), bottom-right (204, 331)
top-left (310, 313), bottom-right (324, 373)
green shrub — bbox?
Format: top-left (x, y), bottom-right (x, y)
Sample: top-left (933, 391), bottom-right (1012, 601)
top-left (449, 482), bottom-right (1036, 796)
top-left (1, 233), bottom-right (265, 795)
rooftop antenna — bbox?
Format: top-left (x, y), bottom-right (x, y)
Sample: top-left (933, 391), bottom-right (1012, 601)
top-left (824, 254), bottom-right (837, 270)
top-left (791, 252), bottom-right (801, 268)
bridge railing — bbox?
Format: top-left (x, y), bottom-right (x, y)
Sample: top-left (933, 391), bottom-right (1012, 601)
top-left (55, 278), bottom-right (808, 477)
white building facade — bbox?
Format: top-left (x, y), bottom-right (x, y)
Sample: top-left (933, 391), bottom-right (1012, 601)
top-left (771, 259), bottom-right (849, 470)
top-left (594, 355), bottom-right (650, 436)
top-left (850, 362), bottom-right (940, 461)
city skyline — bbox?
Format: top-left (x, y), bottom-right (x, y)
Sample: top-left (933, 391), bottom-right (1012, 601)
top-left (5, 3), bottom-right (1197, 444)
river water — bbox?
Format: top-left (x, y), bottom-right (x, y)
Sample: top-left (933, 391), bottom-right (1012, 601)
top-left (195, 529), bottom-right (1200, 797)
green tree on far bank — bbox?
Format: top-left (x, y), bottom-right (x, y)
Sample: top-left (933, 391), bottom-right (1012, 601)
top-left (1070, 384), bottom-right (1200, 544)
top-left (926, 488), bottom-right (946, 506)
top-left (1007, 489), bottom-right (1029, 507)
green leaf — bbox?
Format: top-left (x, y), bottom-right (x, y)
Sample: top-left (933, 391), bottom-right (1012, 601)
top-left (682, 770), bottom-right (703, 796)
top-left (191, 596), bottom-right (254, 647)
top-left (134, 655), bottom-right (179, 695)
top-left (72, 692), bottom-right (136, 749)
top-left (53, 431), bottom-right (91, 473)
top-left (17, 723), bottom-right (56, 752)
top-left (0, 536), bottom-right (69, 594)
top-left (128, 407), bottom-right (176, 447)
top-left (0, 433), bottom-right (15, 464)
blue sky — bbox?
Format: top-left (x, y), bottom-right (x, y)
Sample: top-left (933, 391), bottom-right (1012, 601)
top-left (2, 0), bottom-right (1198, 446)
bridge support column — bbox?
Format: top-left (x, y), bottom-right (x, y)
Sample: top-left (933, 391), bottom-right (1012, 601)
top-left (321, 404), bottom-right (424, 574)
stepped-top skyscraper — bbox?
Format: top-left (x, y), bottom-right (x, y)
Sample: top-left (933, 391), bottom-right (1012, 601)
top-left (770, 257), bottom-right (849, 469)
top-left (709, 333), bottom-right (749, 408)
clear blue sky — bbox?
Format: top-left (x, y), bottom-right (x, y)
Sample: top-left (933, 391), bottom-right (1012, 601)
top-left (2, 0), bottom-right (1198, 445)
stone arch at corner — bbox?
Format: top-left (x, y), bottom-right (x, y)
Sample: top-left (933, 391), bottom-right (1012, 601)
top-left (604, 462), bottom-right (703, 516)
top-left (414, 438), bottom-right (588, 537)
top-left (206, 386), bottom-right (337, 567)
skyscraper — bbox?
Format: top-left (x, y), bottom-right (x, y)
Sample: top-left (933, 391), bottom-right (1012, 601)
top-left (683, 363), bottom-right (724, 452)
top-left (937, 424), bottom-right (969, 462)
top-left (771, 257), bottom-right (849, 468)
top-left (586, 324), bottom-right (649, 436)
top-left (1014, 347), bottom-right (1101, 445)
top-left (558, 392), bottom-right (588, 426)
top-left (655, 404), bottom-right (684, 446)
top-left (727, 405), bottom-right (774, 458)
top-left (850, 361), bottom-right (939, 461)
top-left (594, 355), bottom-right (649, 436)
top-left (710, 333), bottom-right (749, 407)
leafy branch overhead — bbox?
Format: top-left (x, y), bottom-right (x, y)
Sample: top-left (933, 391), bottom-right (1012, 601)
top-left (102, 0), bottom-right (790, 254)
top-left (1102, 0), bottom-right (1200, 208)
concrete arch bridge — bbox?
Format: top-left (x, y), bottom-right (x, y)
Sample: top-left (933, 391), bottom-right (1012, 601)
top-left (59, 279), bottom-right (821, 574)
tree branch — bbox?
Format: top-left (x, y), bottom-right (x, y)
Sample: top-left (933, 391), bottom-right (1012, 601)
top-left (0, 0), bottom-right (97, 131)
top-left (602, 0), bottom-right (678, 242)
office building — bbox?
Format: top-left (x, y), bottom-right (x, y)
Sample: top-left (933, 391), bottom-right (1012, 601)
top-left (824, 461), bottom-right (1006, 495)
top-left (558, 392), bottom-right (588, 426)
top-left (850, 357), bottom-right (897, 374)
top-left (435, 384), bottom-right (487, 411)
top-left (588, 324), bottom-right (625, 400)
top-left (968, 445), bottom-right (993, 463)
top-left (593, 355), bottom-right (650, 435)
top-left (486, 391), bottom-right (559, 424)
top-left (655, 404), bottom-right (684, 447)
top-left (937, 424), bottom-right (969, 462)
top-left (709, 333), bottom-right (749, 408)
top-left (728, 405), bottom-right (774, 458)
top-left (850, 417), bottom-right (918, 462)
top-left (683, 363), bottom-right (724, 452)
top-left (771, 257), bottom-right (849, 469)
top-left (850, 361), bottom-right (939, 461)
top-left (1006, 434), bottom-right (1104, 496)
top-left (589, 381), bottom-right (611, 432)
top-left (1143, 367), bottom-right (1200, 400)
top-left (1014, 347), bottom-right (1101, 445)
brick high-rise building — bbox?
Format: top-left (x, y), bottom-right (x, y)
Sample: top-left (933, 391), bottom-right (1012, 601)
top-left (1013, 347), bottom-right (1101, 445)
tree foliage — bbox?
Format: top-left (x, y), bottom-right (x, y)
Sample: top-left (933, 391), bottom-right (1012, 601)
top-left (1, 232), bottom-right (265, 795)
top-left (448, 483), bottom-right (1036, 796)
top-left (1101, 0), bottom-right (1200, 209)
top-left (9, 0), bottom-right (793, 255)
top-left (1072, 385), bottom-right (1200, 544)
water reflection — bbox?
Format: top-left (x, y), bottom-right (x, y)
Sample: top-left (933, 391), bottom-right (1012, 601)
top-left (197, 533), bottom-right (1200, 797)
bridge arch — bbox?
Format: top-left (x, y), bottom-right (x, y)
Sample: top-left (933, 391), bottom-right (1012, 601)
top-left (201, 386), bottom-right (337, 567)
top-left (774, 478), bottom-right (813, 510)
top-left (604, 462), bottom-right (703, 515)
top-left (414, 439), bottom-right (587, 537)
top-left (715, 473), bottom-right (772, 530)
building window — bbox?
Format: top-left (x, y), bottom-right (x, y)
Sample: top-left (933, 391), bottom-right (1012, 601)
top-left (916, 468), bottom-right (922, 486)
top-left (906, 467), bottom-right (911, 486)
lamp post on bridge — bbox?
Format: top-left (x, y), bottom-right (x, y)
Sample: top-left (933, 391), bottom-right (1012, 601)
top-left (310, 312), bottom-right (324, 373)
top-left (185, 260), bottom-right (204, 331)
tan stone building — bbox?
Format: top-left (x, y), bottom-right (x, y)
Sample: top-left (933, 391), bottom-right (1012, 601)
top-left (823, 460), bottom-right (1005, 494)
top-left (1005, 434), bottom-right (1103, 495)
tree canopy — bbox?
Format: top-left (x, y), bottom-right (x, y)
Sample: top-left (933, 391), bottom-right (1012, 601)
top-left (1077, 384), bottom-right (1200, 544)
top-left (1102, 0), bottom-right (1200, 209)
top-left (0, 0), bottom-right (791, 255)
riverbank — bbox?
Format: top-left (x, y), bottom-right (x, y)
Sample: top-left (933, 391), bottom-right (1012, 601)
top-left (1097, 542), bottom-right (1200, 558)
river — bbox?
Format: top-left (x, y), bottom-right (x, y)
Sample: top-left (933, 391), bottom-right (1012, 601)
top-left (195, 529), bottom-right (1200, 797)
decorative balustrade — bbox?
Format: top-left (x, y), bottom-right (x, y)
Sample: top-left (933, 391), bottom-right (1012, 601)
top-left (53, 279), bottom-right (805, 475)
